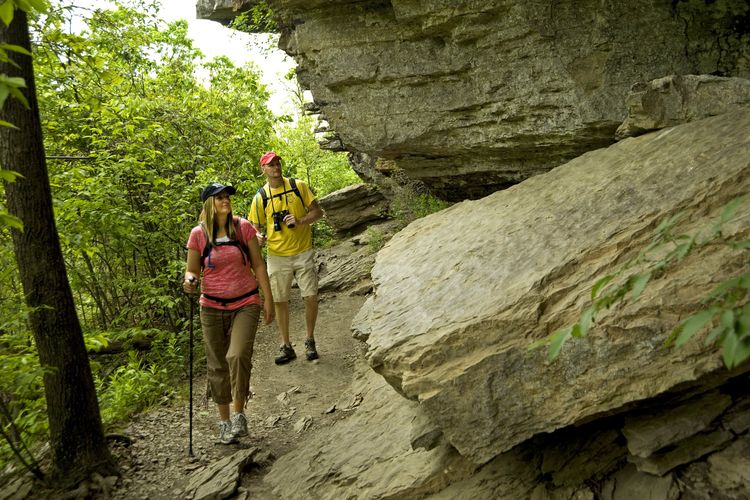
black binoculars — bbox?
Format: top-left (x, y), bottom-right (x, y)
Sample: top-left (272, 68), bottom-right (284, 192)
top-left (272, 210), bottom-right (295, 230)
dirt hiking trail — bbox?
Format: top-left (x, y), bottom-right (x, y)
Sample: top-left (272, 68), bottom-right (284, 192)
top-left (26, 291), bottom-right (367, 499)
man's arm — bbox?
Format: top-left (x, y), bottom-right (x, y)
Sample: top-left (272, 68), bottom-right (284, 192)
top-left (298, 199), bottom-right (323, 226)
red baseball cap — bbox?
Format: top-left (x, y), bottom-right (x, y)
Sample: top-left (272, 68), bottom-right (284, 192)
top-left (259, 151), bottom-right (282, 166)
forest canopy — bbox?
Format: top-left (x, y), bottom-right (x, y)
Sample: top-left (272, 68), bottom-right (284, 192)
top-left (0, 0), bottom-right (357, 472)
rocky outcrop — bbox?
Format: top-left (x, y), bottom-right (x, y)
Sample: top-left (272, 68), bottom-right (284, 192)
top-left (265, 358), bottom-right (750, 498)
top-left (264, 360), bottom-right (478, 499)
top-left (316, 220), bottom-right (401, 295)
top-left (181, 448), bottom-right (260, 500)
top-left (318, 183), bottom-right (389, 233)
top-left (255, 0), bottom-right (749, 200)
top-left (196, 0), bottom-right (253, 25)
top-left (616, 75), bottom-right (750, 139)
top-left (364, 109), bottom-right (750, 465)
top-left (265, 109), bottom-right (750, 499)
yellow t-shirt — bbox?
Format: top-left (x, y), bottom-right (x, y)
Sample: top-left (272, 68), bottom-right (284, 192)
top-left (249, 177), bottom-right (316, 257)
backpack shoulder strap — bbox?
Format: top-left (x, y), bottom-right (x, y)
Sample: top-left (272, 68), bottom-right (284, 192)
top-left (232, 216), bottom-right (251, 264)
top-left (289, 178), bottom-right (306, 208)
top-left (257, 184), bottom-right (269, 210)
top-left (199, 222), bottom-right (211, 269)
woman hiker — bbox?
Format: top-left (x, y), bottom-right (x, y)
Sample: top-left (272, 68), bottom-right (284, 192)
top-left (183, 182), bottom-right (274, 444)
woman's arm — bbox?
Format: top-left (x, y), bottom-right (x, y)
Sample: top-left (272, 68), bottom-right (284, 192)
top-left (248, 237), bottom-right (275, 324)
top-left (183, 249), bottom-right (201, 294)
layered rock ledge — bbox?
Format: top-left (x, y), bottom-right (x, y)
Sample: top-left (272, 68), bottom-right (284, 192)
top-left (199, 0), bottom-right (750, 200)
top-left (365, 108), bottom-right (750, 464)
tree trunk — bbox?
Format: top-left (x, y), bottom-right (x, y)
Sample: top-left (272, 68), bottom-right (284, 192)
top-left (0, 11), bottom-right (116, 484)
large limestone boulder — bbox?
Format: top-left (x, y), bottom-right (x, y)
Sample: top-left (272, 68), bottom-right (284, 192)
top-left (266, 0), bottom-right (749, 199)
top-left (616, 75), bottom-right (750, 139)
top-left (318, 183), bottom-right (389, 233)
top-left (365, 109), bottom-right (750, 464)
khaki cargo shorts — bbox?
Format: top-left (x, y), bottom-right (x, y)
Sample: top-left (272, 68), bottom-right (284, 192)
top-left (267, 249), bottom-right (318, 302)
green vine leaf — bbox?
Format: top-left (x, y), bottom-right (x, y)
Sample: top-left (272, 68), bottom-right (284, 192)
top-left (578, 305), bottom-right (595, 338)
top-left (630, 271), bottom-right (651, 301)
top-left (0, 1), bottom-right (14, 27)
top-left (0, 211), bottom-right (23, 230)
top-left (0, 43), bottom-right (31, 56)
top-left (592, 274), bottom-right (615, 300)
top-left (669, 308), bottom-right (719, 348)
top-left (721, 332), bottom-right (750, 369)
top-left (547, 327), bottom-right (573, 362)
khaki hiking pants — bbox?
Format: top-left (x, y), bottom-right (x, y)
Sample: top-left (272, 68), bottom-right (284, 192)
top-left (200, 304), bottom-right (260, 406)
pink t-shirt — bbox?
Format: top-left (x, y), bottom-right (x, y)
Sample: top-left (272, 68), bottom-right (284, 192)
top-left (187, 218), bottom-right (261, 311)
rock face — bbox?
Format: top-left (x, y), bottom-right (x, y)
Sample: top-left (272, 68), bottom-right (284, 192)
top-left (365, 109), bottom-right (750, 464)
top-left (318, 183), bottom-right (389, 233)
top-left (264, 360), bottom-right (478, 499)
top-left (256, 0), bottom-right (750, 200)
top-left (196, 0), bottom-right (254, 25)
top-left (262, 109), bottom-right (750, 499)
top-left (616, 75), bottom-right (750, 140)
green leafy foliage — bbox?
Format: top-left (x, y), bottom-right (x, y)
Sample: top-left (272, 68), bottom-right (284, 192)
top-left (229, 1), bottom-right (276, 33)
top-left (0, 0), bottom-right (48, 130)
top-left (530, 196), bottom-right (749, 368)
top-left (1, 0), bottom-right (362, 472)
top-left (33, 2), bottom-right (275, 331)
top-left (366, 226), bottom-right (386, 254)
top-left (273, 114), bottom-right (359, 198)
top-left (390, 190), bottom-right (452, 228)
top-left (96, 351), bottom-right (170, 426)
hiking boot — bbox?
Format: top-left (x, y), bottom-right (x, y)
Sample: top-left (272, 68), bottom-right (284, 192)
top-left (230, 412), bottom-right (248, 438)
top-left (217, 420), bottom-right (238, 445)
top-left (274, 344), bottom-right (296, 365)
top-left (305, 338), bottom-right (319, 361)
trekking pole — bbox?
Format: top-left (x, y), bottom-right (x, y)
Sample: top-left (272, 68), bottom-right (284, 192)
top-left (187, 277), bottom-right (197, 458)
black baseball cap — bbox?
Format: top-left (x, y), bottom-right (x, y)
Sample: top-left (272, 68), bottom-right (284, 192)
top-left (201, 183), bottom-right (236, 202)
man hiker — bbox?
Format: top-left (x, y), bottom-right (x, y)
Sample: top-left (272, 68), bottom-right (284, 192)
top-left (250, 151), bottom-right (324, 364)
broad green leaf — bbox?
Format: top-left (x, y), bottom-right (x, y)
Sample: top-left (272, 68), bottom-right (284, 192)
top-left (654, 211), bottom-right (683, 236)
top-left (8, 85), bottom-right (29, 109)
top-left (704, 325), bottom-right (725, 346)
top-left (26, 0), bottom-right (48, 13)
top-left (720, 309), bottom-right (735, 329)
top-left (0, 118), bottom-right (18, 128)
top-left (0, 74), bottom-right (25, 87)
top-left (0, 43), bottom-right (31, 56)
top-left (720, 196), bottom-right (746, 224)
top-left (0, 83), bottom-right (8, 107)
top-left (578, 305), bottom-right (595, 338)
top-left (15, 0), bottom-right (31, 12)
top-left (721, 332), bottom-right (741, 368)
top-left (705, 276), bottom-right (741, 301)
top-left (0, 211), bottom-right (23, 230)
top-left (0, 169), bottom-right (22, 181)
top-left (739, 271), bottom-right (750, 291)
top-left (738, 303), bottom-right (750, 334)
top-left (571, 323), bottom-right (581, 338)
top-left (547, 327), bottom-right (572, 362)
top-left (671, 240), bottom-right (693, 261)
top-left (671, 309), bottom-right (718, 347)
top-left (630, 271), bottom-right (651, 301)
top-left (592, 274), bottom-right (615, 300)
top-left (0, 1), bottom-right (14, 27)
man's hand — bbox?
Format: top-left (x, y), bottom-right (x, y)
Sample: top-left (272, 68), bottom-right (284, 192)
top-left (283, 213), bottom-right (299, 227)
